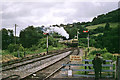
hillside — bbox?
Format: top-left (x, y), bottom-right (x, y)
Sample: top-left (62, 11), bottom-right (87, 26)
top-left (62, 8), bottom-right (119, 30)
top-left (92, 8), bottom-right (120, 25)
top-left (86, 22), bottom-right (118, 30)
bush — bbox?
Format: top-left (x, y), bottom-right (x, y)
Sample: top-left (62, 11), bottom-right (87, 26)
top-left (8, 44), bottom-right (24, 53)
top-left (19, 44), bottom-right (24, 51)
top-left (102, 52), bottom-right (114, 60)
top-left (56, 43), bottom-right (62, 47)
top-left (8, 44), bottom-right (19, 53)
top-left (79, 38), bottom-right (87, 47)
top-left (90, 48), bottom-right (107, 55)
top-left (30, 45), bottom-right (38, 51)
top-left (37, 37), bottom-right (59, 48)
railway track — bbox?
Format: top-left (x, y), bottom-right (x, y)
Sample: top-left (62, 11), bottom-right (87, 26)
top-left (23, 48), bottom-right (80, 80)
top-left (2, 48), bottom-right (72, 71)
top-left (2, 48), bottom-right (71, 67)
top-left (2, 48), bottom-right (75, 80)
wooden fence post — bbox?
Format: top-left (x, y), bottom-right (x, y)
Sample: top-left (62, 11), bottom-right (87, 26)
top-left (17, 50), bottom-right (20, 58)
top-left (85, 51), bottom-right (87, 75)
top-left (112, 62), bottom-right (114, 78)
top-left (116, 56), bottom-right (120, 80)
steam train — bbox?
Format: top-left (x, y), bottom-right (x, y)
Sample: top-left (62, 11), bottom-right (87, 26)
top-left (59, 39), bottom-right (78, 47)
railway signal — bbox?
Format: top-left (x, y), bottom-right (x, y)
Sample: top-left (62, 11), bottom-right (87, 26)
top-left (77, 29), bottom-right (80, 47)
top-left (43, 33), bottom-right (48, 35)
top-left (83, 30), bottom-right (89, 52)
top-left (77, 30), bottom-right (80, 40)
top-left (43, 33), bottom-right (49, 54)
top-left (83, 30), bottom-right (88, 33)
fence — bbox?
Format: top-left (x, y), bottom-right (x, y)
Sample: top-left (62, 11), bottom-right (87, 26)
top-left (116, 56), bottom-right (120, 80)
top-left (61, 59), bottom-right (115, 78)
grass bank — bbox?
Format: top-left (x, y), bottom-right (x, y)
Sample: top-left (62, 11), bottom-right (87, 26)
top-left (2, 44), bottom-right (67, 63)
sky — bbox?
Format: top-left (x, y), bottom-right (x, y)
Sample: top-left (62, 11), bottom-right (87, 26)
top-left (0, 0), bottom-right (119, 36)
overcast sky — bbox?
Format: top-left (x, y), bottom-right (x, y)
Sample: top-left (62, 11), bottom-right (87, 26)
top-left (1, 0), bottom-right (119, 36)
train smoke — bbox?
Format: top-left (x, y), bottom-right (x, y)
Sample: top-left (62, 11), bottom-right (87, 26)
top-left (43, 26), bottom-right (69, 39)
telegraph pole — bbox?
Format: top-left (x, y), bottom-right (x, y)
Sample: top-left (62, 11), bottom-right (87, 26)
top-left (15, 24), bottom-right (17, 44)
top-left (47, 34), bottom-right (48, 54)
top-left (15, 24), bottom-right (19, 57)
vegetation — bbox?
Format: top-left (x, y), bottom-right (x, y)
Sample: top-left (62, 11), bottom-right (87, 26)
top-left (2, 36), bottom-right (66, 62)
top-left (63, 9), bottom-right (119, 53)
top-left (8, 44), bottom-right (24, 53)
top-left (1, 29), bottom-right (14, 50)
top-left (91, 23), bottom-right (119, 53)
top-left (20, 26), bottom-right (45, 48)
top-left (86, 47), bottom-right (116, 61)
top-left (1, 26), bottom-right (67, 62)
top-left (86, 22), bottom-right (118, 30)
top-left (76, 47), bottom-right (117, 75)
top-left (92, 8), bottom-right (120, 25)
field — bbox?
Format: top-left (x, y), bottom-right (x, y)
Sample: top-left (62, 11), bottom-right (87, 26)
top-left (86, 22), bottom-right (118, 30)
top-left (92, 33), bottom-right (103, 36)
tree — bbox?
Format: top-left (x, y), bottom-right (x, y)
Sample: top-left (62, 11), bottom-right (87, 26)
top-left (20, 26), bottom-right (44, 48)
top-left (103, 26), bottom-right (119, 53)
top-left (1, 28), bottom-right (14, 49)
top-left (105, 22), bottom-right (110, 30)
top-left (65, 27), bottom-right (77, 39)
top-left (2, 28), bottom-right (9, 49)
top-left (92, 17), bottom-right (97, 25)
top-left (60, 24), bottom-right (64, 27)
top-left (93, 25), bottom-right (119, 53)
top-left (8, 44), bottom-right (24, 53)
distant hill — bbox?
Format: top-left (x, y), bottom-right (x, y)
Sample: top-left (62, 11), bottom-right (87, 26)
top-left (92, 8), bottom-right (120, 25)
top-left (56, 8), bottom-right (120, 28)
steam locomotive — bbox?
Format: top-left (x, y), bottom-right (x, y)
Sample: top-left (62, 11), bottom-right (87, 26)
top-left (59, 39), bottom-right (78, 47)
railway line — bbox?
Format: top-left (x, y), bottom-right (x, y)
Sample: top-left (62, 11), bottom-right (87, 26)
top-left (2, 48), bottom-right (76, 80)
top-left (2, 48), bottom-right (71, 71)
top-left (2, 48), bottom-right (70, 70)
top-left (23, 48), bottom-right (79, 80)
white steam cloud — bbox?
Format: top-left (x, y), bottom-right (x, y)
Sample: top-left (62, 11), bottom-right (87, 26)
top-left (43, 26), bottom-right (69, 39)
